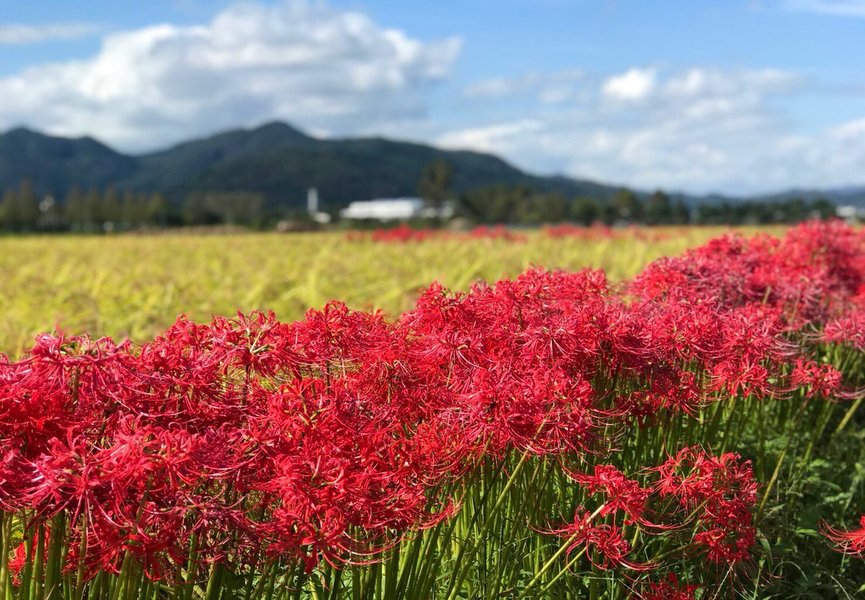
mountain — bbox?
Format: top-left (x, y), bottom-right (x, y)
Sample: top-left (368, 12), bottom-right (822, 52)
top-left (756, 186), bottom-right (865, 208)
top-left (0, 122), bottom-right (620, 209)
top-left (2, 123), bottom-right (862, 210)
top-left (0, 127), bottom-right (136, 195)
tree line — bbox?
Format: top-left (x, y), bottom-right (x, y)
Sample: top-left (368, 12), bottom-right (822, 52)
top-left (424, 159), bottom-right (838, 226)
top-left (455, 185), bottom-right (836, 226)
top-left (0, 177), bottom-right (841, 233)
top-left (0, 182), bottom-right (267, 232)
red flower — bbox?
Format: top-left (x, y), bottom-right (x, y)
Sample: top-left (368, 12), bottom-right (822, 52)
top-left (640, 573), bottom-right (700, 600)
top-left (568, 465), bottom-right (657, 527)
top-left (547, 510), bottom-right (654, 571)
top-left (655, 447), bottom-right (758, 565)
top-left (824, 515), bottom-right (865, 555)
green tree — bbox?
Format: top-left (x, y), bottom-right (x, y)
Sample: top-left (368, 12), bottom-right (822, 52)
top-left (418, 160), bottom-right (453, 214)
top-left (671, 200), bottom-right (691, 224)
top-left (3, 181), bottom-right (40, 231)
top-left (83, 188), bottom-right (101, 231)
top-left (0, 187), bottom-right (14, 230)
top-left (146, 193), bottom-right (169, 227)
top-left (100, 186), bottom-right (121, 225)
top-left (64, 187), bottom-right (84, 230)
top-left (810, 198), bottom-right (836, 219)
top-left (516, 192), bottom-right (568, 224)
top-left (570, 197), bottom-right (599, 226)
top-left (645, 190), bottom-right (673, 225)
top-left (611, 188), bottom-right (643, 223)
top-left (183, 193), bottom-right (210, 226)
top-left (120, 191), bottom-right (143, 228)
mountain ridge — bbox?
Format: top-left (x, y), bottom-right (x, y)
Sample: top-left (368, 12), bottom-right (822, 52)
top-left (1, 122), bottom-right (863, 208)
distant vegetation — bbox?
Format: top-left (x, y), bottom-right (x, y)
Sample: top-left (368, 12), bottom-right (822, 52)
top-left (0, 123), bottom-right (843, 232)
top-left (0, 176), bottom-right (839, 233)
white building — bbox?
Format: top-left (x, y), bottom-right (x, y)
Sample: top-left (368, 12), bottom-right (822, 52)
top-left (837, 204), bottom-right (864, 223)
top-left (340, 197), bottom-right (425, 221)
top-left (306, 187), bottom-right (331, 224)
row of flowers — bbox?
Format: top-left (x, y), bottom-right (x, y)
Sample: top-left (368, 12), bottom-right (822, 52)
top-left (1, 220), bottom-right (864, 598)
top-left (345, 222), bottom-right (673, 243)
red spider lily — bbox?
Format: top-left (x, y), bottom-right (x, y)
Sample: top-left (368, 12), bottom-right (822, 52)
top-left (824, 310), bottom-right (865, 350)
top-left (823, 515), bottom-right (865, 555)
top-left (640, 573), bottom-right (700, 600)
top-left (566, 465), bottom-right (659, 528)
top-left (543, 224), bottom-right (615, 240)
top-left (791, 358), bottom-right (843, 399)
top-left (7, 538), bottom-right (29, 585)
top-left (547, 510), bottom-right (654, 571)
top-left (655, 447), bottom-right (758, 565)
top-left (369, 224), bottom-right (437, 243)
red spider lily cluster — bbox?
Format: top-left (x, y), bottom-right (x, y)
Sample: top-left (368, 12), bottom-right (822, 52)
top-left (353, 223), bottom-right (671, 244)
top-left (548, 449), bottom-right (757, 577)
top-left (2, 220), bottom-right (865, 595)
top-left (655, 448), bottom-right (758, 564)
top-left (368, 224), bottom-right (436, 243)
top-left (543, 223), bottom-right (616, 239)
top-left (640, 573), bottom-right (701, 600)
top-left (347, 224), bottom-right (527, 244)
top-left (543, 223), bottom-right (673, 242)
top-left (466, 224), bottom-right (527, 241)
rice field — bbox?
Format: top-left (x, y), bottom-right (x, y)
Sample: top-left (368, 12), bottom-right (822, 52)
top-left (0, 226), bottom-right (732, 357)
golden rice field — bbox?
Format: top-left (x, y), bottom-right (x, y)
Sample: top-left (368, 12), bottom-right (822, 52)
top-left (0, 227), bottom-right (759, 356)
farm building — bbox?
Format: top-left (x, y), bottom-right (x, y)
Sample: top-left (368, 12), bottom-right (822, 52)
top-left (339, 198), bottom-right (453, 221)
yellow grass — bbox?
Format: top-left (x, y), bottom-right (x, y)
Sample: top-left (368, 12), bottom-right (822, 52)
top-left (0, 227), bottom-right (753, 356)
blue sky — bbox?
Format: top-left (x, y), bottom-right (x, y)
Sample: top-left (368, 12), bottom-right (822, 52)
top-left (1, 0), bottom-right (864, 194)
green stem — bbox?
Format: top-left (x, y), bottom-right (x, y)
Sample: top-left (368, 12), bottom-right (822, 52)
top-left (445, 451), bottom-right (532, 600)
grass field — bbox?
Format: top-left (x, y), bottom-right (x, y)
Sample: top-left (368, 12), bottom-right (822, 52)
top-left (0, 227), bottom-right (738, 357)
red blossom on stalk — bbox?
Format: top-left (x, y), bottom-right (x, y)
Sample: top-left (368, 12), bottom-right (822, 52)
top-left (549, 510), bottom-right (654, 571)
top-left (823, 515), bottom-right (865, 555)
top-left (791, 358), bottom-right (843, 399)
top-left (655, 447), bottom-right (758, 565)
top-left (640, 573), bottom-right (700, 600)
top-left (567, 464), bottom-right (659, 527)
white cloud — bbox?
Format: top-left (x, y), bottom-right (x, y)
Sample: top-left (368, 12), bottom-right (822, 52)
top-left (784, 0), bottom-right (865, 16)
top-left (0, 23), bottom-right (100, 44)
top-left (439, 66), bottom-right (865, 194)
top-left (830, 117), bottom-right (865, 139)
top-left (602, 67), bottom-right (656, 102)
top-left (0, 0), bottom-right (461, 150)
top-left (437, 120), bottom-right (547, 154)
top-left (463, 69), bottom-right (583, 103)
top-left (663, 68), bottom-right (797, 98)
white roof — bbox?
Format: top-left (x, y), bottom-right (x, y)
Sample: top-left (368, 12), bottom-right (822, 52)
top-left (340, 197), bottom-right (424, 220)
top-left (837, 205), bottom-right (860, 218)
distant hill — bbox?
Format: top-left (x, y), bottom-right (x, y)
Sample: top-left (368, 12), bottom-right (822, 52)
top-left (0, 127), bottom-right (137, 194)
top-left (755, 186), bottom-right (865, 208)
top-left (2, 123), bottom-right (862, 210)
top-left (0, 122), bottom-right (621, 209)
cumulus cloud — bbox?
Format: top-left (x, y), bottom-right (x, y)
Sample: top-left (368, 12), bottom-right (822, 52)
top-left (439, 66), bottom-right (865, 194)
top-left (602, 67), bottom-right (657, 102)
top-left (0, 23), bottom-right (100, 44)
top-left (0, 0), bottom-right (461, 150)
